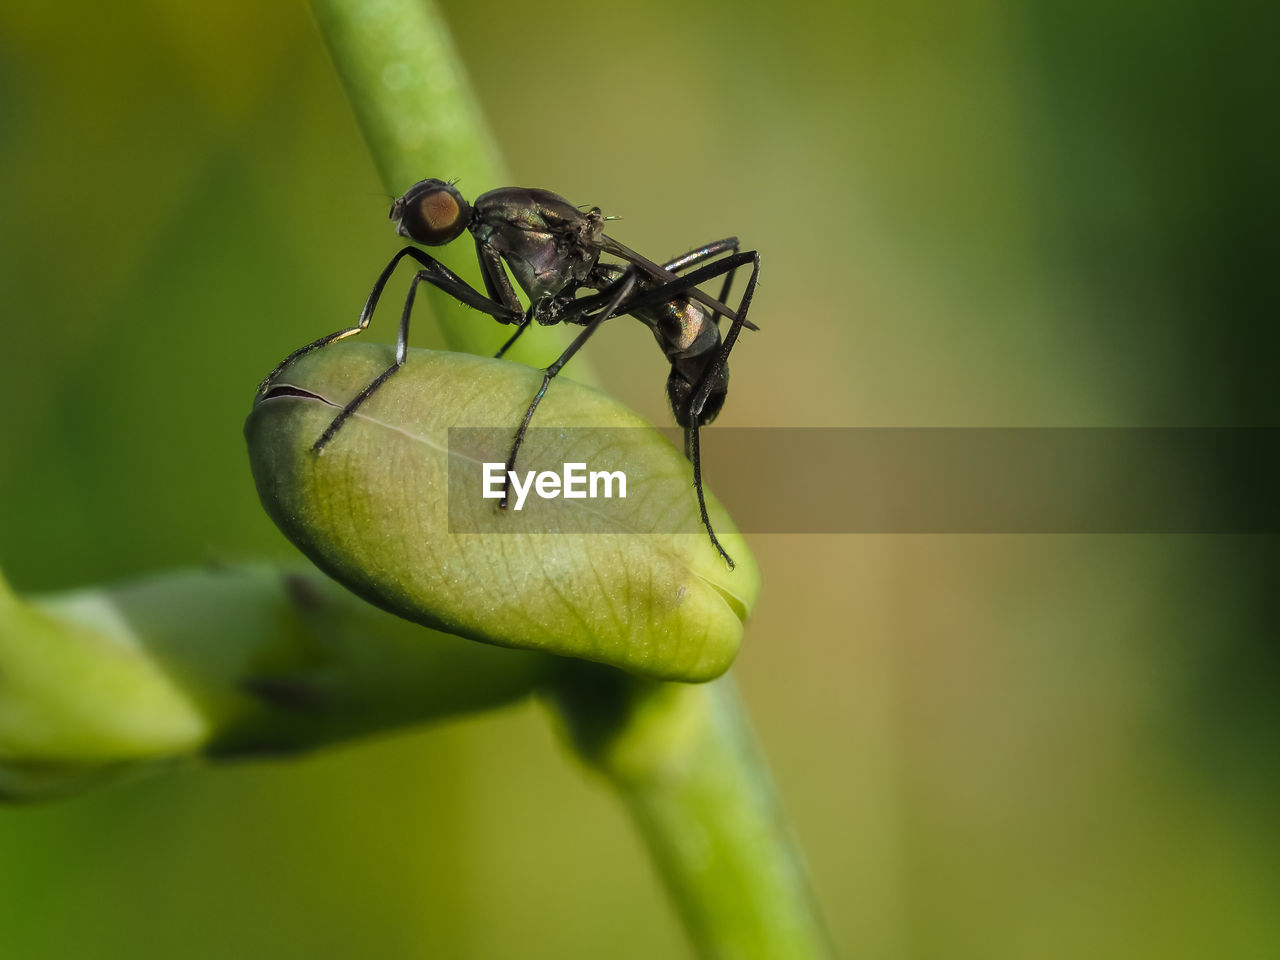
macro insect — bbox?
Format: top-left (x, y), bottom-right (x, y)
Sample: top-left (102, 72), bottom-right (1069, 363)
top-left (259, 179), bottom-right (760, 568)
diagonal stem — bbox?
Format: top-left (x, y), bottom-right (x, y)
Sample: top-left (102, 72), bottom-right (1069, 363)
top-left (553, 665), bottom-right (835, 959)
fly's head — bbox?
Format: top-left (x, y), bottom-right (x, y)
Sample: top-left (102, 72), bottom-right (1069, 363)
top-left (391, 179), bottom-right (472, 246)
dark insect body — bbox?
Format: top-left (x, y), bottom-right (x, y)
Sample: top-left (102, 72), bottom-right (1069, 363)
top-left (259, 180), bottom-right (760, 568)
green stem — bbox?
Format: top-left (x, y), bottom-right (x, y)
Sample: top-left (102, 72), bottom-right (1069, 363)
top-left (554, 667), bottom-right (834, 960)
top-left (0, 565), bottom-right (551, 801)
top-left (311, 0), bottom-right (580, 369)
top-left (307, 3), bottom-right (826, 956)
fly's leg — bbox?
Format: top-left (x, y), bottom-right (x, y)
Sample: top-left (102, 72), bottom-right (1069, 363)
top-left (683, 251), bottom-right (761, 568)
top-left (686, 425), bottom-right (736, 568)
top-left (494, 310), bottom-right (535, 358)
top-left (663, 237), bottom-right (741, 322)
top-left (605, 251), bottom-right (759, 322)
top-left (259, 246), bottom-right (520, 397)
top-left (499, 271), bottom-right (639, 507)
top-left (687, 252), bottom-right (760, 424)
top-left (662, 237), bottom-right (739, 273)
top-left (312, 251), bottom-right (520, 452)
top-left (312, 270), bottom-right (420, 451)
top-left (554, 242), bottom-right (751, 330)
top-left (517, 249), bottom-right (761, 565)
top-left (601, 235), bottom-right (758, 331)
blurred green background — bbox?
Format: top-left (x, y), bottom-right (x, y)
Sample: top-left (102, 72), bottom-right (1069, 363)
top-left (1, 0), bottom-right (1276, 957)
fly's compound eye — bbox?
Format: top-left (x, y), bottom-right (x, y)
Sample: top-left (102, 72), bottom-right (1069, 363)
top-left (392, 179), bottom-right (471, 245)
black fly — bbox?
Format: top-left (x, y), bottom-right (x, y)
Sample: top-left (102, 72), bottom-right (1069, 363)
top-left (260, 180), bottom-right (760, 568)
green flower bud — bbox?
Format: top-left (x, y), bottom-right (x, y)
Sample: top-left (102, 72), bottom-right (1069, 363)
top-left (246, 344), bottom-right (758, 681)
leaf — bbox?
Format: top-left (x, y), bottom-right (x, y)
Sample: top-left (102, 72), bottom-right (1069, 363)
top-left (246, 343), bottom-right (759, 681)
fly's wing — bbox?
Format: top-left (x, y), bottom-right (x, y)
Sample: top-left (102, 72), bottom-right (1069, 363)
top-left (599, 236), bottom-right (760, 331)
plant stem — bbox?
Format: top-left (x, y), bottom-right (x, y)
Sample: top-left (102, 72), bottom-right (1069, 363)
top-left (309, 3), bottom-right (827, 956)
top-left (311, 0), bottom-right (560, 366)
top-left (554, 667), bottom-right (834, 960)
top-left (0, 565), bottom-right (551, 801)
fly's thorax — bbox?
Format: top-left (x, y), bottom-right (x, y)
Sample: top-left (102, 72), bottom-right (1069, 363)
top-left (471, 188), bottom-right (605, 302)
top-left (571, 206), bottom-right (606, 253)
